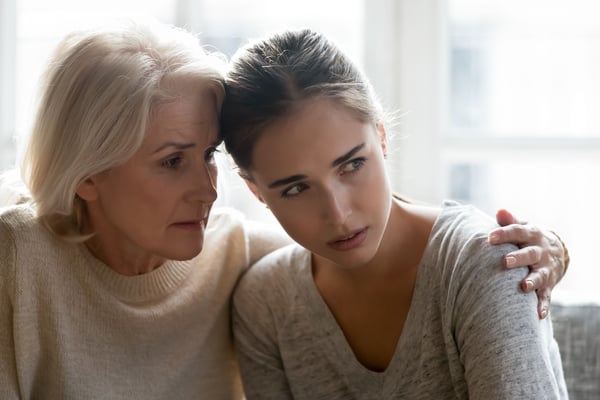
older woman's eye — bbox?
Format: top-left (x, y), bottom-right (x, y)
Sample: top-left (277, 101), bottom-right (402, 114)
top-left (162, 154), bottom-right (183, 169)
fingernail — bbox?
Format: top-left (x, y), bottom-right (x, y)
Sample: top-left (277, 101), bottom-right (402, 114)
top-left (505, 256), bottom-right (516, 267)
top-left (525, 280), bottom-right (534, 291)
top-left (540, 309), bottom-right (547, 319)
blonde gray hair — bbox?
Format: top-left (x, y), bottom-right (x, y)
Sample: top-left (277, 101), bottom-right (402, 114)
top-left (22, 19), bottom-right (226, 241)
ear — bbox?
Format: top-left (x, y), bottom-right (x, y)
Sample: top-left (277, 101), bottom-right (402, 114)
top-left (376, 121), bottom-right (388, 158)
top-left (75, 177), bottom-right (99, 202)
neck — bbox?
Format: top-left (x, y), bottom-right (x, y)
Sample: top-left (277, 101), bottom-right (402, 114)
top-left (84, 237), bottom-right (165, 276)
top-left (313, 199), bottom-right (436, 284)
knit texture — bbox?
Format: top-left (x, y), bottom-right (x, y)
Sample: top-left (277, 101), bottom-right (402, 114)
top-left (0, 204), bottom-right (286, 399)
top-left (233, 201), bottom-right (568, 399)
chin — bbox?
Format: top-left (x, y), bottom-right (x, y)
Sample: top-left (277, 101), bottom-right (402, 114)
top-left (166, 241), bottom-right (205, 261)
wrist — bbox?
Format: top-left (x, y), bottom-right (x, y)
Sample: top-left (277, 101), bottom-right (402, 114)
top-left (550, 230), bottom-right (570, 278)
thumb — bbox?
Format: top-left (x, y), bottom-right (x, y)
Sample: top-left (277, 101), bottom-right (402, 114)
top-left (496, 208), bottom-right (519, 226)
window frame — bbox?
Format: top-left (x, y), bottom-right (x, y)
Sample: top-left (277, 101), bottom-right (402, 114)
top-left (0, 0), bottom-right (17, 171)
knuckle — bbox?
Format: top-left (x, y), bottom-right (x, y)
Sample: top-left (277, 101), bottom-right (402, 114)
top-left (541, 291), bottom-right (552, 303)
top-left (526, 246), bottom-right (541, 260)
top-left (527, 224), bottom-right (543, 237)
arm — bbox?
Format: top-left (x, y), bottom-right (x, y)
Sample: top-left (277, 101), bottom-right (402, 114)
top-left (453, 239), bottom-right (567, 399)
top-left (0, 221), bottom-right (21, 399)
top-left (490, 209), bottom-right (569, 319)
top-left (232, 265), bottom-right (294, 400)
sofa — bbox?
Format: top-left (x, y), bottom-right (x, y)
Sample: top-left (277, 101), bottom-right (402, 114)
top-left (551, 304), bottom-right (600, 399)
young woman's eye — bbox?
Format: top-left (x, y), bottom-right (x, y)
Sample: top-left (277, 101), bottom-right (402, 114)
top-left (341, 157), bottom-right (366, 174)
top-left (281, 183), bottom-right (309, 198)
top-left (161, 154), bottom-right (183, 169)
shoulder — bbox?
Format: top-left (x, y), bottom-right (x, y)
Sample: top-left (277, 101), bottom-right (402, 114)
top-left (0, 205), bottom-right (45, 289)
top-left (238, 244), bottom-right (308, 291)
top-left (206, 206), bottom-right (246, 234)
top-left (435, 200), bottom-right (496, 236)
top-left (0, 204), bottom-right (86, 277)
top-left (422, 200), bottom-right (524, 305)
top-left (0, 204), bottom-right (45, 246)
top-left (430, 200), bottom-right (517, 262)
top-left (203, 207), bottom-right (250, 255)
top-left (233, 244), bottom-right (308, 311)
top-left (210, 207), bottom-right (291, 265)
top-left (425, 201), bottom-right (531, 319)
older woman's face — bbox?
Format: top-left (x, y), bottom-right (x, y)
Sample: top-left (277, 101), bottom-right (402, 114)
top-left (79, 86), bottom-right (220, 274)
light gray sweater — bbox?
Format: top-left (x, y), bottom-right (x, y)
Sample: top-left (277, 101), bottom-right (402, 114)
top-left (233, 201), bottom-right (568, 399)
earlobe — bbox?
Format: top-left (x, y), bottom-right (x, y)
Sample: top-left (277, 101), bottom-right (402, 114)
top-left (76, 177), bottom-right (99, 202)
top-left (376, 122), bottom-right (388, 158)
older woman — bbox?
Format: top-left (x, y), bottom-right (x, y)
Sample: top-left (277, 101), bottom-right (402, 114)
top-left (0, 20), bottom-right (567, 399)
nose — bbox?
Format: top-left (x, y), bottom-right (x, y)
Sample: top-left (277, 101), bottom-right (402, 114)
top-left (321, 186), bottom-right (352, 225)
top-left (188, 159), bottom-right (218, 204)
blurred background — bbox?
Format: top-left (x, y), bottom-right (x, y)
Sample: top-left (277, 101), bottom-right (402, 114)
top-left (0, 0), bottom-right (598, 304)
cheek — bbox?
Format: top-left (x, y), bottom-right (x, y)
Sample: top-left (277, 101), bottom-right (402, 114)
top-left (99, 174), bottom-right (172, 222)
top-left (269, 203), bottom-right (317, 238)
top-left (208, 163), bottom-right (218, 187)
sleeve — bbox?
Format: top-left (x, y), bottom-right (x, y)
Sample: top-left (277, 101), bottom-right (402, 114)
top-left (232, 261), bottom-right (294, 400)
top-left (450, 236), bottom-right (566, 399)
top-left (0, 220), bottom-right (21, 399)
top-left (245, 220), bottom-right (292, 266)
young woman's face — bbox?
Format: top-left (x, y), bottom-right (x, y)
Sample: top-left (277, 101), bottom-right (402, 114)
top-left (247, 98), bottom-right (392, 268)
top-left (79, 86), bottom-right (220, 271)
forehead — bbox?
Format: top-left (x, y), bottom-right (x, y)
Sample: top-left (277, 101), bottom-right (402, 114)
top-left (249, 98), bottom-right (377, 173)
top-left (144, 87), bottom-right (219, 146)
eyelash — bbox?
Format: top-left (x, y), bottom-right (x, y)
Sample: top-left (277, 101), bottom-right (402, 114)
top-left (162, 153), bottom-right (183, 169)
top-left (341, 157), bottom-right (366, 174)
top-left (160, 146), bottom-right (220, 170)
top-left (280, 157), bottom-right (367, 198)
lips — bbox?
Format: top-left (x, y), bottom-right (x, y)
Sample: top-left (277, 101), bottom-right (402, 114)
top-left (171, 209), bottom-right (211, 231)
top-left (327, 227), bottom-right (368, 251)
top-left (171, 220), bottom-right (205, 231)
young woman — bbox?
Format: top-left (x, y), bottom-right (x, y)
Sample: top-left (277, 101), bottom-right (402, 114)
top-left (221, 29), bottom-right (568, 398)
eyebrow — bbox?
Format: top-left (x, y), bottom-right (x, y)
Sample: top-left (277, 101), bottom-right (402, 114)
top-left (331, 143), bottom-right (365, 167)
top-left (153, 142), bottom-right (196, 154)
top-left (267, 142), bottom-right (366, 189)
top-left (268, 174), bottom-right (308, 189)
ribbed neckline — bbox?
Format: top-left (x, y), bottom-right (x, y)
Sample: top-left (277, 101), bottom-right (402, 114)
top-left (77, 243), bottom-right (194, 304)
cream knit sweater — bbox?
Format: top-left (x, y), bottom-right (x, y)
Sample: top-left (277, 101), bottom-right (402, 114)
top-left (0, 204), bottom-right (286, 399)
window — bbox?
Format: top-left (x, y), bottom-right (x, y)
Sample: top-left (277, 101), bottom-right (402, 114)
top-left (444, 0), bottom-right (600, 303)
top-left (1, 0), bottom-right (592, 303)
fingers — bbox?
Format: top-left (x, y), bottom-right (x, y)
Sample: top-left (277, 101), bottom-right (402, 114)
top-left (521, 268), bottom-right (552, 319)
top-left (521, 270), bottom-right (552, 320)
top-left (520, 266), bottom-right (551, 292)
top-left (535, 287), bottom-right (552, 320)
top-left (502, 246), bottom-right (543, 268)
top-left (488, 223), bottom-right (542, 246)
top-left (495, 209), bottom-right (519, 227)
